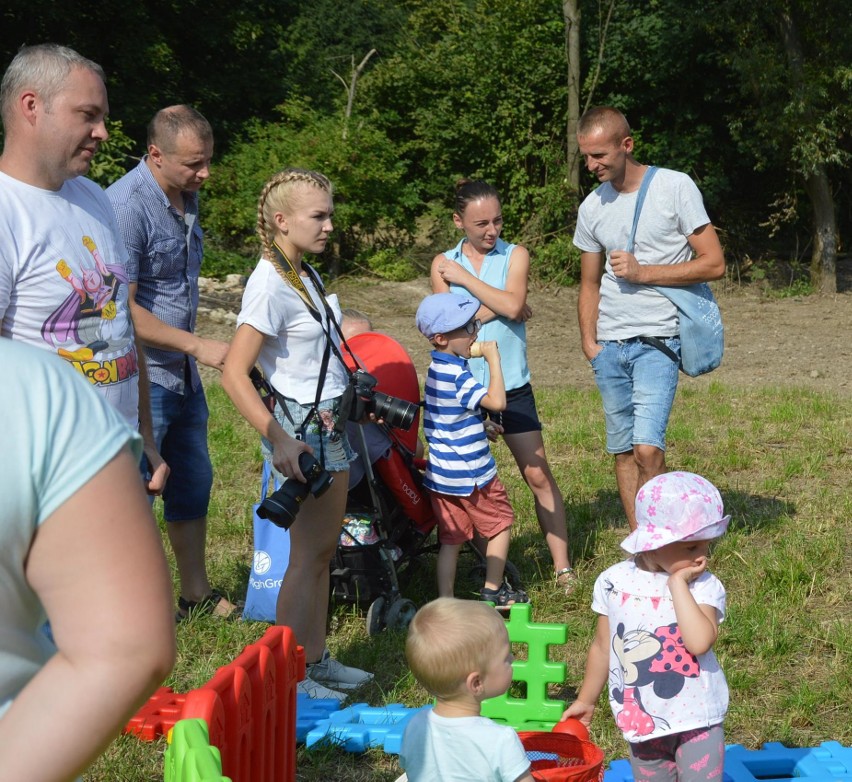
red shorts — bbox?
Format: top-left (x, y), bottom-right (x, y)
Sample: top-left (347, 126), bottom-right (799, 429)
top-left (430, 477), bottom-right (514, 545)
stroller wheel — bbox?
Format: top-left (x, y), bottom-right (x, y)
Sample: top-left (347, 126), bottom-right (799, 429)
top-left (366, 596), bottom-right (386, 636)
top-left (385, 598), bottom-right (417, 631)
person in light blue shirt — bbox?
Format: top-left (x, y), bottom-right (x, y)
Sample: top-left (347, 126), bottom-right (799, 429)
top-left (432, 179), bottom-right (576, 595)
top-left (0, 337), bottom-right (175, 779)
top-left (400, 598), bottom-right (533, 782)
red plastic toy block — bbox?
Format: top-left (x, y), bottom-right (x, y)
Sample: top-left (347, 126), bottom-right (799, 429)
top-left (124, 686), bottom-right (187, 741)
top-left (124, 627), bottom-right (303, 782)
top-left (183, 663), bottom-right (252, 781)
top-left (248, 626), bottom-right (301, 782)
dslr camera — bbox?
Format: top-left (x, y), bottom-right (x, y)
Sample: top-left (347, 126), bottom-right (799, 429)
top-left (256, 452), bottom-right (333, 529)
top-left (347, 369), bottom-right (418, 431)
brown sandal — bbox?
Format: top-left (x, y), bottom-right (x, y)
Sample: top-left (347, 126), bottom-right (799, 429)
top-left (556, 567), bottom-right (578, 596)
top-left (175, 591), bottom-right (240, 622)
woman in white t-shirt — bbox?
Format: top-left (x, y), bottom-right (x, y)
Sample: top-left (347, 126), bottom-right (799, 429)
top-left (222, 168), bottom-right (372, 700)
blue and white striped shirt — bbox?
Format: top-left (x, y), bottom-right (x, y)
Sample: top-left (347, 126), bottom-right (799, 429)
top-left (423, 351), bottom-right (496, 497)
top-left (107, 158), bottom-right (203, 393)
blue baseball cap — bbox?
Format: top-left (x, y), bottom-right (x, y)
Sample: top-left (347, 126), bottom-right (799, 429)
top-left (415, 293), bottom-right (480, 339)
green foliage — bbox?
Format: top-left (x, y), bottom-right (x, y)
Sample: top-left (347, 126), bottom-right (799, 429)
top-left (203, 97), bottom-right (419, 275)
top-left (2, 0), bottom-right (849, 288)
top-left (87, 120), bottom-right (136, 187)
top-left (201, 247), bottom-right (255, 280)
top-left (361, 0), bottom-right (569, 226)
top-left (364, 248), bottom-right (420, 282)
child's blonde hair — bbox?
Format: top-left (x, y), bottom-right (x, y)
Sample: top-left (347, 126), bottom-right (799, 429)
top-left (405, 598), bottom-right (507, 699)
top-left (255, 168), bottom-right (333, 260)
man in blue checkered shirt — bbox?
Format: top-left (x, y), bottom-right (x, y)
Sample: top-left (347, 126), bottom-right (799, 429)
top-left (108, 105), bottom-right (235, 620)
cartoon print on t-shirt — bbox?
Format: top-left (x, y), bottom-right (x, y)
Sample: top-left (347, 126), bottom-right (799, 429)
top-left (611, 621), bottom-right (700, 738)
top-left (42, 234), bottom-right (132, 361)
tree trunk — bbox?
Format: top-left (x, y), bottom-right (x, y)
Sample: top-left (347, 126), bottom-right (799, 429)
top-left (563, 0), bottom-right (581, 193)
top-left (777, 5), bottom-right (837, 293)
top-left (332, 49), bottom-right (377, 141)
top-left (804, 166), bottom-right (838, 294)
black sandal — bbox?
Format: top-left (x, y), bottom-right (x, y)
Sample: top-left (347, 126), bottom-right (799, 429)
top-left (480, 582), bottom-right (530, 614)
top-left (175, 591), bottom-right (240, 622)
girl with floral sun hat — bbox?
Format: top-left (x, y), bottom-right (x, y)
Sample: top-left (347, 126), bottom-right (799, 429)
top-left (560, 471), bottom-right (730, 782)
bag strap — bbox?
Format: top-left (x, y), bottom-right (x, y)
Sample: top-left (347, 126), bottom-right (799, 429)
top-left (627, 166), bottom-right (658, 254)
top-left (259, 459), bottom-right (278, 500)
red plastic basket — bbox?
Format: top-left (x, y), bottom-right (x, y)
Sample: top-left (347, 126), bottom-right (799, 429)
top-left (517, 731), bottom-right (605, 782)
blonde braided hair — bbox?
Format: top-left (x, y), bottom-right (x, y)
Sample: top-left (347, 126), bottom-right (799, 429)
top-left (256, 168), bottom-right (333, 260)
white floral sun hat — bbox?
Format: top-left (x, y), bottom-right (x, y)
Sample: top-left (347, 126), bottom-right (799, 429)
top-left (621, 471), bottom-right (730, 555)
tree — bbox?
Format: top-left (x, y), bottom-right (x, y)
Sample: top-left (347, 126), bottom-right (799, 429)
top-left (361, 0), bottom-right (573, 252)
top-left (705, 0), bottom-right (850, 292)
top-left (563, 0), bottom-right (581, 192)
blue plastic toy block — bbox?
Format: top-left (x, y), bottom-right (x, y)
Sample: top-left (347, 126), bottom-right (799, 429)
top-left (295, 693), bottom-right (342, 742)
top-left (481, 602), bottom-right (568, 731)
top-left (304, 702), bottom-right (429, 754)
top-left (605, 743), bottom-right (852, 782)
top-left (793, 742), bottom-right (852, 778)
top-left (604, 759), bottom-right (634, 782)
top-left (726, 742), bottom-right (852, 782)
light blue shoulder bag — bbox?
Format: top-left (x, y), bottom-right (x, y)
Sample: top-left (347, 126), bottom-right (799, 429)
top-left (628, 166), bottom-right (724, 377)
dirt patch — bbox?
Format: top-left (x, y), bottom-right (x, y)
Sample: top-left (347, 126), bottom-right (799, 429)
top-left (197, 275), bottom-right (852, 397)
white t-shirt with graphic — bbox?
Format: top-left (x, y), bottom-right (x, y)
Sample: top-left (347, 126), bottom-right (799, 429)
top-left (592, 558), bottom-right (728, 742)
top-left (0, 172), bottom-right (139, 425)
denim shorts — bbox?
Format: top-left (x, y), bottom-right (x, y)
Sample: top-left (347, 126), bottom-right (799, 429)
top-left (485, 382), bottom-right (542, 435)
top-left (590, 337), bottom-right (680, 454)
top-left (148, 381), bottom-right (213, 521)
top-left (262, 394), bottom-right (355, 484)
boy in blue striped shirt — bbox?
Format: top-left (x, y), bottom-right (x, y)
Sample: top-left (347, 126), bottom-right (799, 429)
top-left (416, 293), bottom-right (529, 610)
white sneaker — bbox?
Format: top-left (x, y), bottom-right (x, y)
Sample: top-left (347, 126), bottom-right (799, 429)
top-left (297, 675), bottom-right (346, 702)
top-left (307, 648), bottom-right (374, 691)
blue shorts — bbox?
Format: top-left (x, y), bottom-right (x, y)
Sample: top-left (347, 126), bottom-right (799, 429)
top-left (590, 337), bottom-right (680, 454)
top-left (148, 381), bottom-right (213, 521)
top-left (263, 394), bottom-right (355, 485)
top-left (485, 383), bottom-right (542, 435)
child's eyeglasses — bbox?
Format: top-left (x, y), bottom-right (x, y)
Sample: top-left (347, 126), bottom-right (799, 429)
top-left (462, 318), bottom-right (482, 335)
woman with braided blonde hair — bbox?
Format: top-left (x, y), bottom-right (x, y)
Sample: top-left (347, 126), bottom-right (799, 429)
top-left (223, 168), bottom-right (373, 700)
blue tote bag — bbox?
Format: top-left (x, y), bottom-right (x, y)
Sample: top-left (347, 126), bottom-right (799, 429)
top-left (243, 461), bottom-right (291, 622)
top-left (629, 166), bottom-right (724, 377)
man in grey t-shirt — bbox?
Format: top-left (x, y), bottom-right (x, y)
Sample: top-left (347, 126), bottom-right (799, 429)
top-left (574, 107), bottom-right (725, 529)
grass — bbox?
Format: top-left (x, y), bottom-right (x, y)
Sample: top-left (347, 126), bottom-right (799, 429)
top-left (86, 380), bottom-right (852, 780)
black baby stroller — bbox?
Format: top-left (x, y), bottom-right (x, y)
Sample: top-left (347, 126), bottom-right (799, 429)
top-left (330, 331), bottom-right (521, 635)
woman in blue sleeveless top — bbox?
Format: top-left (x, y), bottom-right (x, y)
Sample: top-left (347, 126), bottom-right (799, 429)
top-left (431, 179), bottom-right (576, 594)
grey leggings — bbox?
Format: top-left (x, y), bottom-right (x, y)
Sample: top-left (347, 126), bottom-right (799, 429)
top-left (628, 724), bottom-right (725, 782)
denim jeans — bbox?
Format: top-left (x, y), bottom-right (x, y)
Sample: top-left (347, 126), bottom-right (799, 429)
top-left (148, 381), bottom-right (213, 520)
top-left (590, 337), bottom-right (680, 453)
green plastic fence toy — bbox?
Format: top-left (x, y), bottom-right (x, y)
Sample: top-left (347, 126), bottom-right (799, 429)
top-left (481, 602), bottom-right (568, 731)
top-left (164, 718), bottom-right (231, 782)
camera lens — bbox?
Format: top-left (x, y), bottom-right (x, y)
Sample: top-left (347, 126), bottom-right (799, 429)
top-left (256, 453), bottom-right (334, 529)
top-left (256, 481), bottom-right (310, 529)
top-left (372, 391), bottom-right (417, 431)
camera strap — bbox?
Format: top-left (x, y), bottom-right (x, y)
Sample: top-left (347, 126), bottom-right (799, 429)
top-left (267, 243), bottom-right (365, 464)
top-left (299, 260), bottom-right (369, 378)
